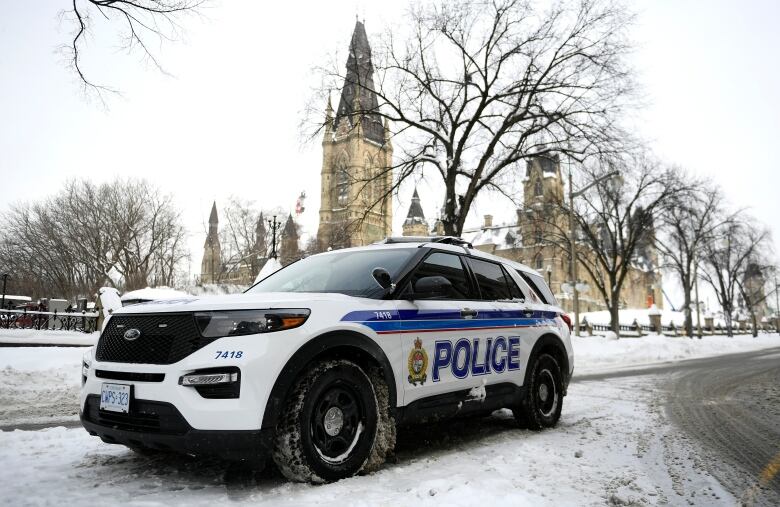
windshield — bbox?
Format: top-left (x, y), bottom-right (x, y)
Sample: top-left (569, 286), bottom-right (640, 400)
top-left (247, 248), bottom-right (416, 298)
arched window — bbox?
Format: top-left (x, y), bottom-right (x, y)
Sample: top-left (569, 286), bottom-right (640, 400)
top-left (534, 179), bottom-right (543, 197)
top-left (364, 154), bottom-right (374, 204)
top-left (535, 254), bottom-right (544, 270)
top-left (336, 164), bottom-right (349, 206)
top-left (534, 228), bottom-right (543, 245)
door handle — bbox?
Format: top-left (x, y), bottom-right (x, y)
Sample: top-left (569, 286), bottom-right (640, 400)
top-left (460, 308), bottom-right (478, 319)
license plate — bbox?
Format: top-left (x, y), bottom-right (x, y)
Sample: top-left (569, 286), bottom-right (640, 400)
top-left (100, 383), bottom-right (131, 413)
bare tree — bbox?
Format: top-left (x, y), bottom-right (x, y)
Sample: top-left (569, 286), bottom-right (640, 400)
top-left (0, 179), bottom-right (187, 298)
top-left (655, 177), bottom-right (723, 337)
top-left (312, 0), bottom-right (635, 235)
top-left (700, 214), bottom-right (769, 337)
top-left (61, 0), bottom-right (204, 100)
top-left (569, 154), bottom-right (678, 335)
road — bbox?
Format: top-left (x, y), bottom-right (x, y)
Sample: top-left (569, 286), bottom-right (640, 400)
top-left (2, 346), bottom-right (779, 506)
top-left (663, 347), bottom-right (780, 506)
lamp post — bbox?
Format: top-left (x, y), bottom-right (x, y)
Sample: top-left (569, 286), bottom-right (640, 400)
top-left (546, 265), bottom-right (552, 287)
top-left (267, 215), bottom-right (281, 260)
top-left (567, 166), bottom-right (620, 336)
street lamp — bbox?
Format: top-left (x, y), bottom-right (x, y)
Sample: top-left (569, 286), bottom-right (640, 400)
top-left (567, 166), bottom-right (620, 336)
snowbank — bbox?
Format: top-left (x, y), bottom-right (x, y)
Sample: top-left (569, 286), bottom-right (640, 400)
top-left (0, 347), bottom-right (86, 427)
top-left (574, 333), bottom-right (780, 375)
top-left (0, 329), bottom-right (98, 346)
top-left (580, 308), bottom-right (727, 328)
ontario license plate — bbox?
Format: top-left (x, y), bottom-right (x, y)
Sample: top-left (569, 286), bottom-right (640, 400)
top-left (100, 383), bottom-right (131, 413)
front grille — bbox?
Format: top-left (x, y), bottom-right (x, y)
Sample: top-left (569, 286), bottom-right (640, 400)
top-left (96, 313), bottom-right (211, 365)
top-left (95, 370), bottom-right (165, 382)
top-left (83, 395), bottom-right (190, 435)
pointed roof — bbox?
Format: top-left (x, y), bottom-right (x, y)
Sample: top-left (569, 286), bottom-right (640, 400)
top-left (404, 188), bottom-right (426, 224)
top-left (334, 20), bottom-right (384, 143)
top-left (208, 201), bottom-right (218, 224)
top-left (283, 213), bottom-right (297, 236)
top-left (256, 212), bottom-right (266, 235)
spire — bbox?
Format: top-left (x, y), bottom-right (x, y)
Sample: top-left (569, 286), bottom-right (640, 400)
top-left (334, 19), bottom-right (383, 143)
top-left (209, 201), bottom-right (218, 224)
top-left (324, 93), bottom-right (334, 136)
top-left (404, 187), bottom-right (426, 224)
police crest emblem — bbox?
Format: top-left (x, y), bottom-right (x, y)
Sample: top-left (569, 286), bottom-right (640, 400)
top-left (407, 337), bottom-right (428, 385)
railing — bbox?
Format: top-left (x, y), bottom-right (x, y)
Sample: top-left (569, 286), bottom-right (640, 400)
top-left (584, 320), bottom-right (777, 337)
top-left (0, 309), bottom-right (99, 334)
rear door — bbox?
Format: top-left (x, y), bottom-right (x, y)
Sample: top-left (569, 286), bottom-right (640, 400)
top-left (395, 251), bottom-right (497, 405)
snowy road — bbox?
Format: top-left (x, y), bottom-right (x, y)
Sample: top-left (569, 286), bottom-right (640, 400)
top-left (0, 372), bottom-right (735, 506)
top-left (1, 341), bottom-right (779, 505)
top-left (665, 348), bottom-right (780, 506)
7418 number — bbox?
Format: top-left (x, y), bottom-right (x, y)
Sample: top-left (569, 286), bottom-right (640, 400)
top-left (214, 350), bottom-right (243, 359)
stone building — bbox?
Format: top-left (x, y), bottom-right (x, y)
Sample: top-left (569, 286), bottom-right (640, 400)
top-left (741, 261), bottom-right (769, 319)
top-left (402, 188), bottom-right (428, 237)
top-left (200, 202), bottom-right (222, 284)
top-left (317, 20), bottom-right (393, 250)
top-left (449, 155), bottom-right (663, 313)
top-left (198, 203), bottom-right (303, 285)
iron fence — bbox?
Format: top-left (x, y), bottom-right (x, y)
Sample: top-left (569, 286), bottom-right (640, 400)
top-left (0, 309), bottom-right (98, 333)
top-left (584, 321), bottom-right (777, 337)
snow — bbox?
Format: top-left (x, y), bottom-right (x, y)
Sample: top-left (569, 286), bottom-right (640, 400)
top-left (573, 333), bottom-right (780, 375)
top-left (0, 374), bottom-right (735, 506)
top-left (2, 334), bottom-right (779, 503)
top-left (0, 329), bottom-right (98, 346)
top-left (0, 347), bottom-right (87, 428)
top-left (581, 308), bottom-right (728, 328)
top-left (254, 258), bottom-right (283, 284)
top-left (98, 287), bottom-right (122, 318)
top-left (120, 286), bottom-right (191, 303)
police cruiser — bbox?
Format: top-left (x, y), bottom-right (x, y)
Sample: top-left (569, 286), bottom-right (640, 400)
top-left (80, 237), bottom-right (574, 483)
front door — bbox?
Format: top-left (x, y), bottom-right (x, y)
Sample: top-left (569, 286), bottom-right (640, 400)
top-left (395, 251), bottom-right (498, 406)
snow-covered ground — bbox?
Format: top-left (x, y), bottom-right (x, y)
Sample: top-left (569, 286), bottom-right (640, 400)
top-left (581, 308), bottom-right (726, 328)
top-left (0, 375), bottom-right (734, 506)
top-left (0, 329), bottom-right (98, 346)
top-left (1, 334), bottom-right (778, 430)
top-left (0, 347), bottom-right (86, 428)
top-left (573, 333), bottom-right (780, 375)
top-left (2, 336), bottom-right (778, 505)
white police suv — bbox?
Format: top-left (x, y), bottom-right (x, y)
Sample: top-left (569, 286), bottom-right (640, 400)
top-left (80, 237), bottom-right (573, 483)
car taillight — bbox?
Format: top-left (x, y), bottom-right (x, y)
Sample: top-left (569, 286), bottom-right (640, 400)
top-left (560, 313), bottom-right (573, 332)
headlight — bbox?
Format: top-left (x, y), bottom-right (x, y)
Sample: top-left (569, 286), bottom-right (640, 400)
top-left (194, 309), bottom-right (310, 338)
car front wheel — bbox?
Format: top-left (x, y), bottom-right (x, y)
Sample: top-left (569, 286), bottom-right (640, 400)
top-left (272, 359), bottom-right (394, 483)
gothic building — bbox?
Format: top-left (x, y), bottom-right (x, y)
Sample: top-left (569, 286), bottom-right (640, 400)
top-left (317, 20), bottom-right (393, 250)
top-left (455, 155), bottom-right (663, 313)
top-left (200, 202), bottom-right (222, 284)
top-left (402, 187), bottom-right (428, 237)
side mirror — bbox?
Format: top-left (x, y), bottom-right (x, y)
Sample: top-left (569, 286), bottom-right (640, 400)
top-left (413, 276), bottom-right (453, 299)
top-left (372, 267), bottom-right (394, 291)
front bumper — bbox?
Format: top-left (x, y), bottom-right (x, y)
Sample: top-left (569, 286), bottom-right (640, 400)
top-left (80, 394), bottom-right (273, 462)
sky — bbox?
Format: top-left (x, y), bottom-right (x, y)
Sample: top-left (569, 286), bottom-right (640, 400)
top-left (1, 0), bottom-right (778, 302)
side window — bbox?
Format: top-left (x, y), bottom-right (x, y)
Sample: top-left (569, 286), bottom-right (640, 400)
top-left (517, 270), bottom-right (557, 305)
top-left (502, 266), bottom-right (525, 300)
top-left (407, 252), bottom-right (472, 299)
top-left (468, 258), bottom-right (513, 300)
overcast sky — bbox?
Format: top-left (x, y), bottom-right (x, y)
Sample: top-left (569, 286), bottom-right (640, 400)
top-left (1, 0), bottom-right (778, 303)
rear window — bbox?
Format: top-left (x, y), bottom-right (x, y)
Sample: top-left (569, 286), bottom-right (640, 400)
top-left (517, 270), bottom-right (557, 305)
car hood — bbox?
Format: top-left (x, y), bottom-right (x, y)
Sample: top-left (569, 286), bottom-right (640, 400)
top-left (114, 292), bottom-right (356, 314)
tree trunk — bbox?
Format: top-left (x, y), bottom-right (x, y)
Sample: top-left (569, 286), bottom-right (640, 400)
top-left (751, 312), bottom-right (758, 338)
top-left (609, 297), bottom-right (621, 338)
top-left (683, 287), bottom-right (693, 338)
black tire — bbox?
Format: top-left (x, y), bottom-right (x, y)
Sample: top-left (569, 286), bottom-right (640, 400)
top-left (513, 353), bottom-right (563, 430)
top-left (272, 359), bottom-right (395, 483)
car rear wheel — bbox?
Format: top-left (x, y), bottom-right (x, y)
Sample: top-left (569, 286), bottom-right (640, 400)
top-left (272, 359), bottom-right (394, 483)
top-left (513, 353), bottom-right (563, 430)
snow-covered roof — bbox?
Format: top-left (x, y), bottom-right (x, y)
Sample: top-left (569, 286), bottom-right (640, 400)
top-left (120, 286), bottom-right (190, 303)
top-left (462, 224), bottom-right (522, 250)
